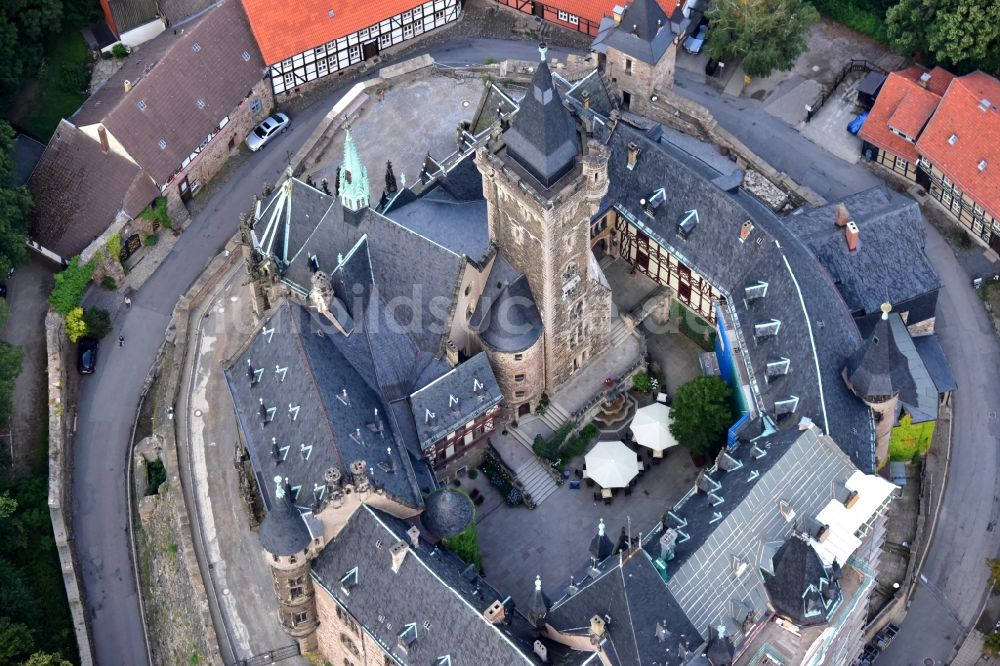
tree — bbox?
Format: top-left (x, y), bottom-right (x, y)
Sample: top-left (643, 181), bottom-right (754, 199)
top-left (82, 307), bottom-right (110, 339)
top-left (0, 342), bottom-right (22, 432)
top-left (669, 375), bottom-right (734, 456)
top-left (887, 0), bottom-right (1000, 75)
top-left (0, 616), bottom-right (34, 664)
top-left (705, 0), bottom-right (819, 78)
top-left (0, 123), bottom-right (30, 279)
top-left (47, 256), bottom-right (93, 316)
top-left (64, 307), bottom-right (85, 342)
top-left (985, 630), bottom-right (1000, 657)
top-left (23, 653), bottom-right (74, 666)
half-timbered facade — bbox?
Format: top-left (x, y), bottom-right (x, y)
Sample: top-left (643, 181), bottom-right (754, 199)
top-left (493, 0), bottom-right (602, 36)
top-left (245, 0), bottom-right (462, 96)
top-left (427, 405), bottom-right (501, 472)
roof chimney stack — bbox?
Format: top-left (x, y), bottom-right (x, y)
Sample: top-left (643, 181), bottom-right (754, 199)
top-left (98, 126), bottom-right (109, 154)
top-left (627, 142), bottom-right (639, 170)
top-left (589, 615), bottom-right (607, 644)
top-left (484, 599), bottom-right (507, 624)
top-left (834, 202), bottom-right (850, 227)
top-left (533, 640), bottom-right (549, 663)
top-left (582, 90), bottom-right (590, 109)
top-left (390, 540), bottom-right (409, 573)
top-left (612, 4), bottom-right (625, 24)
top-left (845, 220), bottom-right (860, 251)
top-left (919, 71), bottom-right (931, 88)
top-left (406, 525), bottom-right (421, 548)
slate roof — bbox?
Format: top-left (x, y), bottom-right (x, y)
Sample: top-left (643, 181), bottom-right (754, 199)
top-left (224, 301), bottom-right (425, 515)
top-left (888, 314), bottom-right (940, 423)
top-left (250, 177), bottom-right (466, 354)
top-left (844, 311), bottom-right (912, 401)
top-left (912, 334), bottom-right (957, 394)
top-left (11, 133), bottom-right (44, 187)
top-left (73, 0), bottom-right (265, 185)
top-left (311, 505), bottom-right (539, 665)
top-left (546, 549), bottom-right (702, 666)
top-left (258, 478), bottom-right (313, 556)
top-left (241, 0), bottom-right (425, 64)
top-left (469, 255), bottom-right (545, 353)
top-left (26, 120), bottom-right (159, 257)
top-left (785, 186), bottom-right (939, 317)
top-left (859, 67), bottom-right (952, 163)
top-left (420, 488), bottom-right (474, 539)
top-left (503, 56), bottom-right (580, 188)
top-left (596, 119), bottom-right (872, 469)
top-left (762, 536), bottom-right (841, 627)
top-left (409, 352), bottom-right (503, 450)
top-left (591, 0), bottom-right (675, 64)
top-left (107, 0), bottom-right (160, 33)
top-left (916, 71), bottom-right (1000, 222)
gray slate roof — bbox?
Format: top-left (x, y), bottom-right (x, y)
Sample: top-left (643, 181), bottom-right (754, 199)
top-left (470, 255), bottom-right (544, 353)
top-left (503, 58), bottom-right (580, 188)
top-left (258, 479), bottom-right (313, 556)
top-left (224, 301), bottom-right (425, 518)
top-left (409, 352), bottom-right (503, 451)
top-left (591, 0), bottom-right (676, 65)
top-left (786, 186), bottom-right (939, 318)
top-left (844, 312), bottom-right (912, 401)
top-left (420, 488), bottom-right (475, 539)
top-left (913, 334), bottom-right (957, 394)
top-left (311, 505), bottom-right (538, 665)
top-left (889, 314), bottom-right (940, 423)
top-left (763, 536), bottom-right (841, 626)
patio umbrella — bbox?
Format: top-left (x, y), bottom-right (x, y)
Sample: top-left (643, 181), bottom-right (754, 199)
top-left (584, 440), bottom-right (639, 488)
top-left (630, 402), bottom-right (679, 452)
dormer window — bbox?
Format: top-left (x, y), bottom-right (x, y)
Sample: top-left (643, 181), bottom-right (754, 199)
top-left (948, 134), bottom-right (958, 145)
top-left (978, 160), bottom-right (988, 172)
top-left (766, 358), bottom-right (790, 378)
top-left (774, 395), bottom-right (799, 416)
top-left (754, 319), bottom-right (781, 338)
top-left (744, 281), bottom-right (768, 301)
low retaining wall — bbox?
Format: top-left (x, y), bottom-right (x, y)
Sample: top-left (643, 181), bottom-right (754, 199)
top-left (647, 87), bottom-right (825, 208)
top-left (45, 312), bottom-right (95, 665)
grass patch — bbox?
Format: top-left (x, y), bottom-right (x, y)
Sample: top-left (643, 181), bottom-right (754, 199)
top-left (441, 521), bottom-right (483, 572)
top-left (140, 197), bottom-right (172, 230)
top-left (670, 301), bottom-right (717, 351)
top-left (11, 31), bottom-right (92, 140)
top-left (888, 413), bottom-right (934, 461)
top-left (810, 0), bottom-right (889, 44)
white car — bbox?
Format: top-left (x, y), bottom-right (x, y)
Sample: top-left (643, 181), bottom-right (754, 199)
top-left (245, 112), bottom-right (290, 152)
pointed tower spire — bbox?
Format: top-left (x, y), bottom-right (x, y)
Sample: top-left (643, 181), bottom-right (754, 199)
top-left (526, 574), bottom-right (550, 627)
top-left (385, 160), bottom-right (397, 194)
top-left (589, 518), bottom-right (614, 567)
top-left (502, 42), bottom-right (579, 188)
top-left (339, 129), bottom-right (369, 223)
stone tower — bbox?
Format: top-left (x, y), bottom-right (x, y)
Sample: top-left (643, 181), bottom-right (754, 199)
top-left (339, 129), bottom-right (369, 225)
top-left (475, 44), bottom-right (612, 392)
top-left (259, 476), bottom-right (319, 652)
top-left (842, 303), bottom-right (910, 468)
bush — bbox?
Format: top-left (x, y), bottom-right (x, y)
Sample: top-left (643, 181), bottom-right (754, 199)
top-left (484, 56), bottom-right (498, 65)
top-left (0, 299), bottom-right (9, 330)
top-left (441, 522), bottom-right (483, 571)
top-left (111, 43), bottom-right (129, 58)
top-left (985, 630), bottom-right (1000, 657)
top-left (0, 342), bottom-right (23, 431)
top-left (888, 414), bottom-right (934, 461)
top-left (48, 257), bottom-right (94, 316)
top-left (633, 372), bottom-right (654, 393)
top-left (83, 308), bottom-right (111, 339)
top-left (144, 233), bottom-right (159, 246)
top-left (467, 468), bottom-right (478, 480)
top-left (106, 233), bottom-right (122, 260)
top-left (140, 197), bottom-right (172, 229)
top-left (146, 459), bottom-right (166, 495)
top-left (810, 0), bottom-right (888, 44)
top-left (65, 308), bottom-right (87, 342)
top-left (100, 275), bottom-right (117, 291)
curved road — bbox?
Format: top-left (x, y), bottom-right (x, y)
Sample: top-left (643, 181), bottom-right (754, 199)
top-left (71, 38), bottom-right (575, 666)
top-left (672, 70), bottom-right (1000, 664)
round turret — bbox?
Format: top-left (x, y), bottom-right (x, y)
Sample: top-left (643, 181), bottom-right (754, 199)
top-left (259, 476), bottom-right (312, 557)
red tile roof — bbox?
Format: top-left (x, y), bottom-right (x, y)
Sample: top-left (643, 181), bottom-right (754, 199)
top-left (859, 67), bottom-right (951, 163)
top-left (542, 0), bottom-right (677, 26)
top-left (917, 72), bottom-right (1000, 221)
top-left (240, 0), bottom-right (427, 65)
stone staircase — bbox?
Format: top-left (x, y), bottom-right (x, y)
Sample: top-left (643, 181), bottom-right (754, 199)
top-left (514, 457), bottom-right (560, 506)
top-left (538, 400), bottom-right (573, 432)
top-left (610, 317), bottom-right (633, 347)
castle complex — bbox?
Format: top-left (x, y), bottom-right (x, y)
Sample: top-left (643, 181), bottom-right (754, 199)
top-left (225, 10), bottom-right (955, 663)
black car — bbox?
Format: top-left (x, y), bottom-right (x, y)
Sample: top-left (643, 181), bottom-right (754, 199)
top-left (77, 337), bottom-right (99, 374)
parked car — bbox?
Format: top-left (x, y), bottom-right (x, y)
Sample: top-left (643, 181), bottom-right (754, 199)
top-left (847, 111), bottom-right (869, 135)
top-left (77, 337), bottom-right (99, 375)
top-left (683, 24), bottom-right (708, 54)
top-left (245, 113), bottom-right (291, 152)
top-left (0, 284), bottom-right (7, 299)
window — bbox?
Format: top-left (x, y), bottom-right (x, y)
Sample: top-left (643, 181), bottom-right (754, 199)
top-left (290, 576), bottom-right (304, 599)
top-left (250, 98), bottom-right (262, 115)
top-left (343, 659), bottom-right (353, 666)
top-left (137, 99), bottom-right (147, 111)
top-left (283, 71), bottom-right (295, 87)
top-left (514, 353), bottom-right (523, 361)
top-left (625, 59), bottom-right (632, 75)
top-left (242, 50), bottom-right (252, 62)
top-left (359, 27), bottom-right (370, 38)
top-left (558, 9), bottom-right (568, 20)
top-left (380, 32), bottom-right (392, 48)
top-left (403, 23), bottom-right (413, 38)
top-left (569, 14), bottom-right (579, 24)
top-left (514, 390), bottom-right (526, 398)
top-left (289, 555), bottom-right (297, 563)
top-left (293, 611), bottom-right (309, 625)
top-left (341, 633), bottom-right (359, 656)
top-left (349, 44), bottom-right (361, 60)
top-left (514, 374), bottom-right (525, 382)
top-left (315, 45), bottom-right (326, 56)
top-left (435, 9), bottom-right (445, 20)
top-left (318, 58), bottom-right (328, 75)
top-left (403, 10), bottom-right (412, 19)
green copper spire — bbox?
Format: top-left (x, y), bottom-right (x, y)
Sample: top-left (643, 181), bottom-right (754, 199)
top-left (339, 129), bottom-right (369, 213)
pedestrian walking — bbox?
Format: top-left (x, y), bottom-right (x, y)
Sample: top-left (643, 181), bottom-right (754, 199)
top-left (124, 296), bottom-right (132, 309)
top-left (118, 335), bottom-right (125, 347)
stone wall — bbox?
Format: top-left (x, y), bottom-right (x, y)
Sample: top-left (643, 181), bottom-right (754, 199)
top-left (314, 584), bottom-right (389, 666)
top-left (45, 312), bottom-right (95, 665)
top-left (485, 334), bottom-right (546, 418)
top-left (604, 42), bottom-right (678, 114)
top-left (646, 87), bottom-right (826, 208)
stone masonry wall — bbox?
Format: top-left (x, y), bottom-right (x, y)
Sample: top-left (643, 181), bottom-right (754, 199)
top-left (45, 312), bottom-right (95, 665)
top-left (485, 334), bottom-right (546, 417)
top-left (314, 584), bottom-right (389, 666)
top-left (604, 42), bottom-right (677, 113)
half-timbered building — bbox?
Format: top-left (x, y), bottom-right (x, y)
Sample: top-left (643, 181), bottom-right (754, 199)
top-left (241, 0), bottom-right (463, 96)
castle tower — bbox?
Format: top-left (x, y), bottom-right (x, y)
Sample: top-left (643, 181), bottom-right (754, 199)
top-left (842, 303), bottom-right (910, 468)
top-left (475, 44), bottom-right (612, 393)
top-left (339, 129), bottom-right (369, 225)
top-left (259, 476), bottom-right (319, 652)
top-left (594, 0), bottom-right (678, 111)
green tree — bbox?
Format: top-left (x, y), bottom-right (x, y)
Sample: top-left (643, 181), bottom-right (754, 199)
top-left (64, 307), bottom-right (85, 342)
top-left (0, 123), bottom-right (30, 279)
top-left (23, 653), bottom-right (74, 666)
top-left (887, 0), bottom-right (1000, 74)
top-left (985, 630), bottom-right (1000, 657)
top-left (669, 375), bottom-right (734, 456)
top-left (48, 256), bottom-right (93, 315)
top-left (706, 0), bottom-right (820, 78)
top-left (0, 616), bottom-right (34, 664)
top-left (0, 342), bottom-right (22, 432)
top-left (82, 307), bottom-right (110, 339)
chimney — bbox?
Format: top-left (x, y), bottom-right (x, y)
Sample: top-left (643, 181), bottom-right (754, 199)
top-left (324, 466), bottom-right (342, 492)
top-left (533, 640), bottom-right (549, 663)
top-left (124, 79), bottom-right (132, 93)
top-left (626, 142), bottom-right (639, 170)
top-left (845, 220), bottom-right (860, 251)
top-left (390, 540), bottom-right (409, 572)
top-left (834, 202), bottom-right (850, 227)
top-left (659, 528), bottom-right (677, 561)
top-left (406, 525), bottom-right (421, 548)
top-left (350, 460), bottom-right (369, 492)
top-left (919, 71), bottom-right (931, 88)
top-left (446, 339), bottom-right (459, 367)
top-left (816, 524), bottom-right (831, 542)
top-left (582, 90), bottom-right (590, 109)
top-left (98, 126), bottom-right (109, 154)
top-left (739, 220), bottom-right (754, 243)
top-left (612, 4), bottom-right (625, 25)
top-left (589, 615), bottom-right (607, 644)
top-left (484, 599), bottom-right (506, 624)
top-left (844, 490), bottom-right (860, 509)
